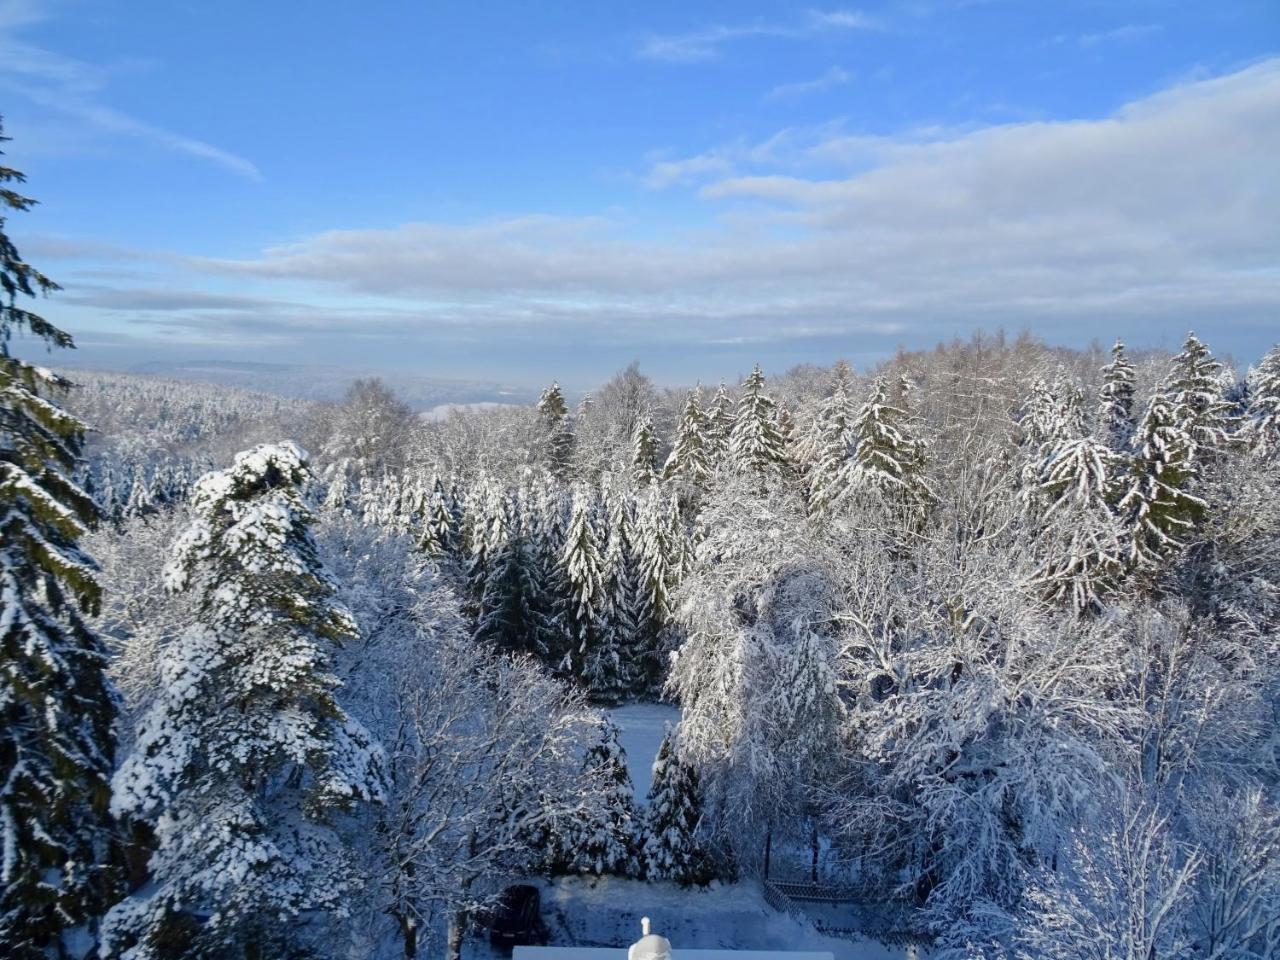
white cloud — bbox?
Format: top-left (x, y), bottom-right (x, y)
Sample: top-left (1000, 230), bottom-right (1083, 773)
top-left (767, 66), bottom-right (853, 102)
top-left (638, 9), bottom-right (879, 63)
top-left (47, 60), bottom-right (1280, 354)
top-left (0, 3), bottom-right (261, 180)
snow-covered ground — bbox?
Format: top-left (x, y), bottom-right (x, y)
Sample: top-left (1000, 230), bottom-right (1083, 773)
top-left (608, 702), bottom-right (680, 804)
top-left (466, 877), bottom-right (915, 960)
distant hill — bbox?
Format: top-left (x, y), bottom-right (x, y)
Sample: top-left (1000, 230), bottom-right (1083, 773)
top-left (74, 359), bottom-right (537, 411)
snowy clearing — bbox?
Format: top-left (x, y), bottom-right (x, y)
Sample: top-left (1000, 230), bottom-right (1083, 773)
top-left (608, 702), bottom-right (681, 804)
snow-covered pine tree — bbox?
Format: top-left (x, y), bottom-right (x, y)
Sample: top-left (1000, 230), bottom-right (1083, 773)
top-left (1163, 331), bottom-right (1241, 459)
top-left (1029, 434), bottom-right (1126, 612)
top-left (474, 528), bottom-right (540, 657)
top-left (806, 362), bottom-right (860, 516)
top-left (1116, 395), bottom-right (1207, 577)
top-left (843, 376), bottom-right (933, 511)
top-left (705, 381), bottom-right (734, 465)
top-left (1242, 344), bottom-right (1280, 459)
top-left (1098, 340), bottom-right (1137, 450)
top-left (1, 121), bottom-right (119, 958)
top-left (728, 365), bottom-right (787, 479)
top-left (419, 473), bottom-right (458, 560)
top-left (642, 728), bottom-right (709, 885)
top-left (124, 465), bottom-right (155, 519)
top-left (103, 442), bottom-right (386, 958)
top-left (662, 386), bottom-right (712, 491)
top-left (565, 718), bottom-right (638, 877)
top-left (599, 491), bottom-right (646, 699)
top-left (631, 416), bottom-right (660, 489)
top-left (537, 381), bottom-right (575, 480)
top-left (561, 487), bottom-right (609, 686)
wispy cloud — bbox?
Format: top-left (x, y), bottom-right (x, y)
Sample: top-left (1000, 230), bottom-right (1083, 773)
top-left (767, 66), bottom-right (852, 101)
top-left (0, 0), bottom-right (261, 180)
top-left (1053, 23), bottom-right (1162, 48)
top-left (638, 9), bottom-right (880, 63)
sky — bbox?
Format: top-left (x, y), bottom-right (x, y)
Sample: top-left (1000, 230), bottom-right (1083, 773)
top-left (1, 0), bottom-right (1277, 390)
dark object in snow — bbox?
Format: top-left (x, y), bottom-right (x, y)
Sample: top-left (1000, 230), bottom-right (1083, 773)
top-left (488, 885), bottom-right (550, 951)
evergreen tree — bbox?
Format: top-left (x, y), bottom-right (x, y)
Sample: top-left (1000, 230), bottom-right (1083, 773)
top-left (600, 491), bottom-right (649, 700)
top-left (1116, 395), bottom-right (1207, 576)
top-left (663, 386), bottom-right (711, 489)
top-left (631, 416), bottom-right (660, 489)
top-left (843, 376), bottom-right (933, 510)
top-left (728, 365), bottom-right (787, 479)
top-left (537, 382), bottom-right (575, 480)
top-left (642, 728), bottom-right (710, 885)
top-left (561, 488), bottom-right (608, 684)
top-left (806, 363), bottom-right (860, 516)
top-left (104, 443), bottom-right (386, 958)
top-left (705, 381), bottom-right (734, 464)
top-left (1028, 434), bottom-right (1126, 612)
top-left (1163, 331), bottom-right (1241, 458)
top-left (474, 532), bottom-right (540, 656)
top-left (1243, 344), bottom-right (1280, 458)
top-left (528, 484), bottom-right (573, 668)
top-left (0, 119), bottom-right (119, 959)
top-left (1097, 340), bottom-right (1137, 449)
top-left (124, 465), bottom-right (156, 519)
top-left (565, 719), bottom-right (638, 877)
top-left (419, 474), bottom-right (458, 560)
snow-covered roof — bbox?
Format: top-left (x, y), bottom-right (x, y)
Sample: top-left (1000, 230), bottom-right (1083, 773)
top-left (514, 950), bottom-right (834, 959)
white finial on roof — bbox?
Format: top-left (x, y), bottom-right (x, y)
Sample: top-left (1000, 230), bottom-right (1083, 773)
top-left (629, 915), bottom-right (671, 960)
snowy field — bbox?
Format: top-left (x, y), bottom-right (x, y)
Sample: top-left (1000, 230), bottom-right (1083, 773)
top-left (608, 702), bottom-right (681, 804)
top-left (465, 877), bottom-right (914, 960)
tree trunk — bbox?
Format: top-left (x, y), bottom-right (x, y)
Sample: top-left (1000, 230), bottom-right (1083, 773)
top-left (446, 910), bottom-right (465, 960)
top-left (764, 826), bottom-right (773, 879)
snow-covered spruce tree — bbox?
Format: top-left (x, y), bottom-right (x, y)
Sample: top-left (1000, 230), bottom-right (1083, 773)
top-left (0, 121), bottom-right (119, 958)
top-left (1028, 433), bottom-right (1126, 613)
top-left (806, 362), bottom-right (859, 517)
top-left (124, 466), bottom-right (155, 520)
top-left (728, 365), bottom-right (787, 480)
top-left (842, 376), bottom-right (933, 512)
top-left (705, 381), bottom-right (734, 465)
top-left (1117, 394), bottom-right (1207, 578)
top-left (600, 492), bottom-right (648, 699)
top-left (537, 381), bottom-right (575, 481)
top-left (642, 728), bottom-right (710, 885)
top-left (103, 443), bottom-right (386, 959)
top-left (1163, 331), bottom-right (1241, 459)
top-left (473, 529), bottom-right (541, 657)
top-left (1097, 339), bottom-right (1137, 450)
top-left (418, 474), bottom-right (458, 560)
top-left (563, 718), bottom-right (638, 877)
top-left (631, 416), bottom-right (659, 489)
top-left (561, 487), bottom-right (609, 687)
top-left (1242, 344), bottom-right (1280, 459)
top-left (662, 387), bottom-right (711, 491)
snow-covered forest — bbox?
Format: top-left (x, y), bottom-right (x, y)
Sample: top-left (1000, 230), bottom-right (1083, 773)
top-left (5, 126), bottom-right (1280, 959)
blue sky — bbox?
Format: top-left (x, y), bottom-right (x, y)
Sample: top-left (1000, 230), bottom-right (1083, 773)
top-left (1, 0), bottom-right (1277, 388)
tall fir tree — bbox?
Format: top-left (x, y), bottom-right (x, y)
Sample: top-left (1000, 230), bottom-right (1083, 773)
top-left (474, 530), bottom-right (541, 657)
top-left (537, 381), bottom-right (575, 481)
top-left (806, 362), bottom-right (860, 516)
top-left (104, 443), bottom-right (386, 958)
top-left (1028, 434), bottom-right (1126, 613)
top-left (600, 492), bottom-right (648, 699)
top-left (842, 376), bottom-right (933, 511)
top-left (564, 719), bottom-right (638, 877)
top-left (704, 381), bottom-right (735, 465)
top-left (561, 487), bottom-right (608, 684)
top-left (662, 386), bottom-right (712, 490)
top-left (0, 118), bottom-right (119, 959)
top-left (1097, 340), bottom-right (1137, 450)
top-left (1162, 331), bottom-right (1241, 459)
top-left (419, 473), bottom-right (458, 560)
top-left (631, 416), bottom-right (660, 489)
top-left (728, 365), bottom-right (787, 479)
top-left (641, 728), bottom-right (710, 885)
top-left (1116, 395), bottom-right (1207, 576)
top-left (1243, 344), bottom-right (1280, 459)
